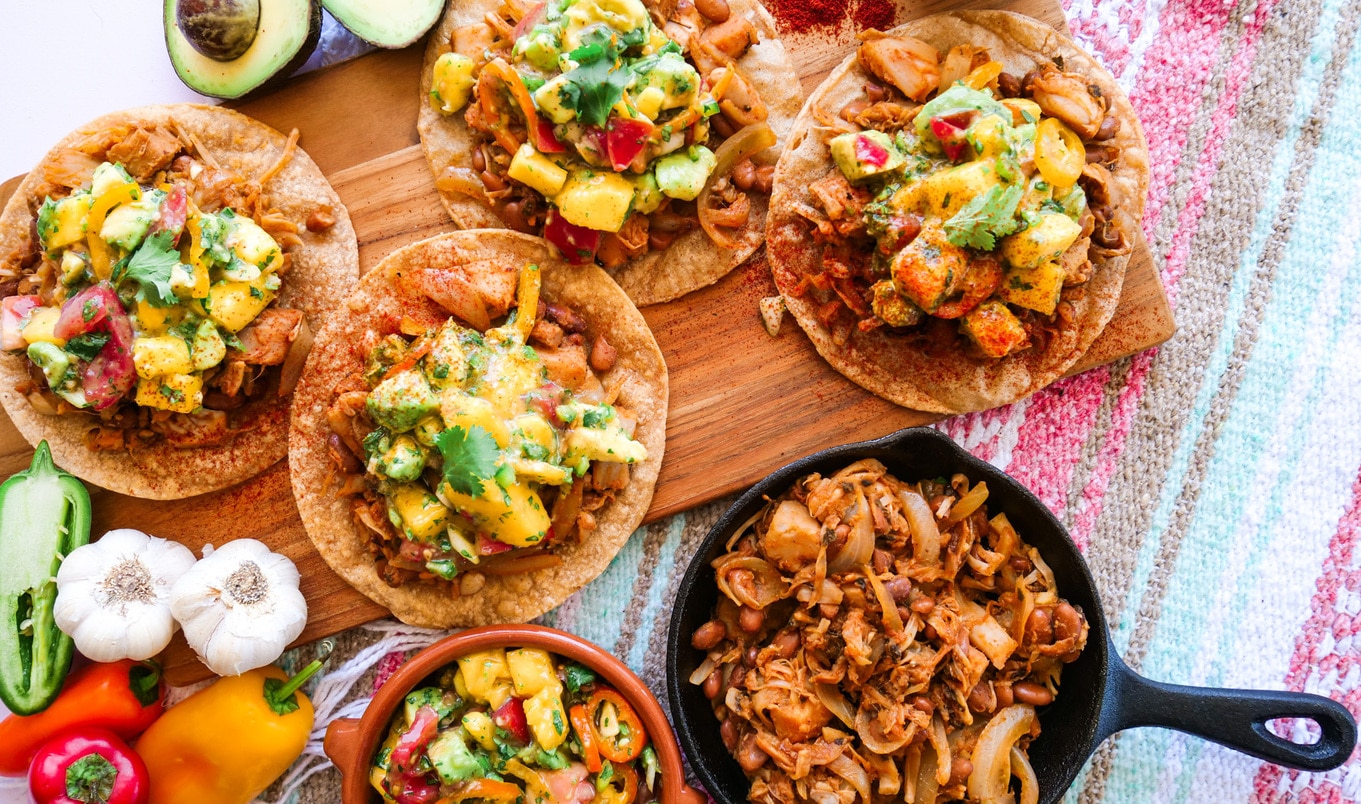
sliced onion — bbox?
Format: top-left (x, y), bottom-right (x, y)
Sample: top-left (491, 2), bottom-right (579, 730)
top-left (436, 166), bottom-right (492, 202)
top-left (688, 653), bottom-right (719, 686)
top-left (549, 476), bottom-right (586, 543)
top-left (815, 682), bottom-right (856, 729)
top-left (913, 743), bottom-right (939, 803)
top-left (863, 564), bottom-right (903, 633)
top-left (944, 481), bottom-right (989, 527)
top-left (900, 489), bottom-right (941, 567)
top-left (25, 390), bottom-right (60, 416)
top-left (827, 753), bottom-right (872, 803)
top-left (828, 488), bottom-right (874, 574)
top-left (277, 318), bottom-right (313, 397)
top-left (968, 705), bottom-right (1037, 804)
top-left (1010, 746), bottom-right (1039, 804)
top-left (697, 122), bottom-right (776, 248)
top-left (714, 556), bottom-right (787, 609)
top-left (727, 504), bottom-right (768, 551)
top-left (929, 715), bottom-right (951, 786)
top-left (855, 707), bottom-right (912, 755)
top-left (479, 551), bottom-right (564, 575)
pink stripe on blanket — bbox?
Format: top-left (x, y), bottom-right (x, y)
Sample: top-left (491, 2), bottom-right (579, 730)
top-left (1250, 464), bottom-right (1361, 801)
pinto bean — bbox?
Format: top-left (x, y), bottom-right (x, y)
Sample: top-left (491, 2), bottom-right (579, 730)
top-left (967, 681), bottom-right (995, 713)
top-left (774, 630), bottom-right (800, 658)
top-left (754, 165), bottom-right (775, 194)
top-left (949, 758), bottom-right (974, 786)
top-left (692, 619), bottom-right (727, 649)
top-left (1010, 556), bottom-right (1034, 573)
top-left (1054, 602), bottom-right (1084, 642)
top-left (695, 0), bottom-right (731, 22)
top-left (306, 207), bottom-right (336, 232)
top-left (911, 695), bottom-right (935, 715)
top-left (703, 668), bottom-right (723, 699)
top-left (885, 577), bottom-right (913, 603)
top-left (472, 147), bottom-right (487, 172)
top-left (739, 605), bottom-right (765, 633)
top-left (480, 170), bottom-right (506, 192)
top-left (589, 334), bottom-right (617, 373)
top-left (720, 717), bottom-right (739, 750)
top-left (994, 683), bottom-right (1015, 709)
top-left (732, 159), bottom-right (757, 191)
top-left (840, 99), bottom-right (871, 122)
top-left (996, 71), bottom-right (1022, 98)
top-left (1012, 681), bottom-right (1055, 707)
top-left (1094, 114), bottom-right (1121, 141)
top-left (1025, 607), bottom-right (1054, 645)
top-left (863, 82), bottom-right (889, 102)
top-left (737, 732), bottom-right (768, 772)
top-left (744, 646), bottom-right (760, 666)
top-left (911, 596), bottom-right (935, 615)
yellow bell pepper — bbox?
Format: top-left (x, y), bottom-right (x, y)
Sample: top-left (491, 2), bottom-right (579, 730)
top-left (85, 182), bottom-right (141, 280)
top-left (137, 643), bottom-right (331, 804)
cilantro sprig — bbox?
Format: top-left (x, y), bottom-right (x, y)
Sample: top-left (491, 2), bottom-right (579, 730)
top-left (559, 29), bottom-right (632, 128)
top-left (435, 425), bottom-right (501, 497)
top-left (943, 184), bottom-right (1024, 251)
top-left (116, 230), bottom-right (182, 307)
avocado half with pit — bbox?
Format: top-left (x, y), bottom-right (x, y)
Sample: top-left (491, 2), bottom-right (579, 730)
top-left (321, 0), bottom-right (447, 48)
top-left (165, 0), bottom-right (322, 99)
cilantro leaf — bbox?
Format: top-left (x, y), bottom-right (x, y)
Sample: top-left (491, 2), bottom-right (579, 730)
top-left (560, 32), bottom-right (633, 128)
top-left (564, 664), bottom-right (596, 693)
top-left (65, 332), bottom-right (111, 362)
top-left (943, 184), bottom-right (1024, 251)
top-left (435, 425), bottom-right (501, 497)
top-left (121, 230), bottom-right (182, 307)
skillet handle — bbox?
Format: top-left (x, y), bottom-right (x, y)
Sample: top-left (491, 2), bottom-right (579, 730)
top-left (1105, 659), bottom-right (1357, 771)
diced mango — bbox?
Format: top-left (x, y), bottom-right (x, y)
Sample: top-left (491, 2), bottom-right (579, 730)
top-left (228, 216), bottom-right (282, 270)
top-left (967, 114), bottom-right (1012, 158)
top-left (456, 649), bottom-right (510, 703)
top-left (440, 391), bottom-right (511, 447)
top-left (634, 86), bottom-right (666, 120)
top-left (563, 424), bottom-right (647, 465)
top-left (998, 259), bottom-right (1066, 316)
top-left (507, 648), bottom-right (562, 697)
top-left (133, 336), bottom-right (194, 379)
top-left (462, 711), bottom-right (497, 750)
top-left (509, 144), bottom-right (569, 198)
top-left (37, 194), bottom-right (93, 252)
top-left (555, 169), bottom-right (636, 232)
top-left (534, 74), bottom-right (578, 124)
top-left (484, 682), bottom-right (515, 711)
top-left (960, 300), bottom-right (1029, 358)
top-left (523, 687), bottom-right (569, 750)
top-left (59, 251), bottom-right (88, 286)
top-left (134, 373), bottom-right (203, 414)
top-left (431, 52), bottom-right (477, 115)
top-left (1001, 98), bottom-right (1043, 127)
top-left (920, 159), bottom-right (1002, 217)
top-left (21, 307), bottom-right (64, 347)
top-left (199, 279), bottom-right (274, 332)
top-left (390, 483), bottom-right (450, 541)
top-left (438, 477), bottom-right (551, 548)
top-left (999, 212), bottom-right (1082, 269)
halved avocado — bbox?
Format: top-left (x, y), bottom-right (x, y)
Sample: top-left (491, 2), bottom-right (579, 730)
top-left (321, 0), bottom-right (446, 48)
top-left (165, 0), bottom-right (322, 99)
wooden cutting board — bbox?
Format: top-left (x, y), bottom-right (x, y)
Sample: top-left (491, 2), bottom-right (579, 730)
top-left (0, 0), bottom-right (1173, 684)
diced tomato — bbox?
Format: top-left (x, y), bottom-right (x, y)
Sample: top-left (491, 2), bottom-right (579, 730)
top-left (511, 1), bottom-right (547, 42)
top-left (493, 697), bottom-right (531, 744)
top-left (65, 285), bottom-right (136, 411)
top-left (389, 705), bottom-right (442, 775)
top-left (148, 185), bottom-right (188, 244)
top-left (55, 284), bottom-right (117, 340)
top-left (534, 118), bottom-right (568, 154)
top-left (476, 533), bottom-right (514, 556)
top-left (392, 776), bottom-right (441, 804)
top-left (0, 295), bottom-right (41, 350)
top-left (854, 133), bottom-right (890, 168)
top-left (929, 112), bottom-right (975, 162)
top-left (544, 209), bottom-right (600, 265)
top-left (543, 763), bottom-right (591, 803)
top-left (606, 117), bottom-right (654, 172)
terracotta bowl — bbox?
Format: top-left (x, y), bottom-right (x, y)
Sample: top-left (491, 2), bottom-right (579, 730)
top-left (324, 623), bottom-right (707, 804)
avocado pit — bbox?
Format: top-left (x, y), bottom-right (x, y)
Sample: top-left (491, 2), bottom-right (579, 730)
top-left (176, 0), bottom-right (261, 62)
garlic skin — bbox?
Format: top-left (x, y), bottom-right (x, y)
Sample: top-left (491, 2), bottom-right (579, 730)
top-left (169, 538), bottom-right (308, 676)
top-left (54, 528), bottom-right (197, 662)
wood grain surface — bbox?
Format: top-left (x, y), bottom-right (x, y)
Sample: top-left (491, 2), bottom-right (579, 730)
top-left (0, 0), bottom-right (1173, 684)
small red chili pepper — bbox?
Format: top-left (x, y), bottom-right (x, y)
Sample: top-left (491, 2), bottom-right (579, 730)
top-left (569, 703), bottom-right (603, 773)
top-left (587, 688), bottom-right (649, 763)
top-left (27, 729), bottom-right (149, 804)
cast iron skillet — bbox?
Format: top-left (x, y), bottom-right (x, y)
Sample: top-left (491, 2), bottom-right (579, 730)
top-left (666, 427), bottom-right (1356, 803)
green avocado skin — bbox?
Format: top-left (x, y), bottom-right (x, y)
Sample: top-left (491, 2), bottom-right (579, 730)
top-left (321, 0), bottom-right (448, 49)
top-left (164, 0), bottom-right (322, 100)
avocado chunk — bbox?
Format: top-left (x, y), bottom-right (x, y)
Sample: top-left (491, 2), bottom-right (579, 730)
top-left (164, 0), bottom-right (320, 99)
top-left (101, 189), bottom-right (165, 252)
top-left (322, 0), bottom-right (445, 48)
top-left (367, 368), bottom-right (440, 433)
top-left (655, 145), bottom-right (717, 201)
top-left (428, 727), bottom-right (488, 784)
top-left (829, 131), bottom-right (905, 183)
top-left (175, 0), bottom-right (260, 61)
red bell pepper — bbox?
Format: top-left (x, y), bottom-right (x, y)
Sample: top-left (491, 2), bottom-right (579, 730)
top-left (476, 533), bottom-right (514, 556)
top-left (0, 660), bottom-right (164, 776)
top-left (605, 117), bottom-right (653, 171)
top-left (543, 209), bottom-right (600, 265)
top-left (534, 118), bottom-right (567, 154)
top-left (28, 729), bottom-right (148, 804)
top-left (493, 697), bottom-right (531, 745)
top-left (929, 111), bottom-right (975, 162)
top-left (587, 688), bottom-right (649, 763)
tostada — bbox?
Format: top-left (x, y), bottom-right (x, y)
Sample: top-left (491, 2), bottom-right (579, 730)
top-left (767, 11), bottom-right (1148, 413)
top-left (289, 230), bottom-right (668, 627)
top-left (0, 104), bottom-right (358, 498)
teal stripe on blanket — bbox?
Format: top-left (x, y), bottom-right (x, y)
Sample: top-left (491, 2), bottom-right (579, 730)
top-left (540, 526), bottom-right (647, 653)
top-left (626, 515), bottom-right (687, 673)
top-left (1095, 21), bottom-right (1361, 804)
top-left (1105, 0), bottom-right (1348, 659)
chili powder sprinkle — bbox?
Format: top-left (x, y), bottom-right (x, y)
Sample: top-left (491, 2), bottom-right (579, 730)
top-left (766, 0), bottom-right (899, 34)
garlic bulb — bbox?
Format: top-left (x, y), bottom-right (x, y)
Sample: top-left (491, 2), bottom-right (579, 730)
top-left (169, 538), bottom-right (307, 676)
top-left (53, 528), bottom-right (197, 662)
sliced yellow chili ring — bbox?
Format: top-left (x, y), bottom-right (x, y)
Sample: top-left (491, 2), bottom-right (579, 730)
top-left (1034, 117), bottom-right (1085, 189)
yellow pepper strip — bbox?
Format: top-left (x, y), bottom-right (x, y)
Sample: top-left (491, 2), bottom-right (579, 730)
top-left (137, 642), bottom-right (333, 804)
top-left (513, 263), bottom-right (541, 341)
top-left (85, 182), bottom-right (141, 280)
top-left (184, 210), bottom-right (211, 299)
